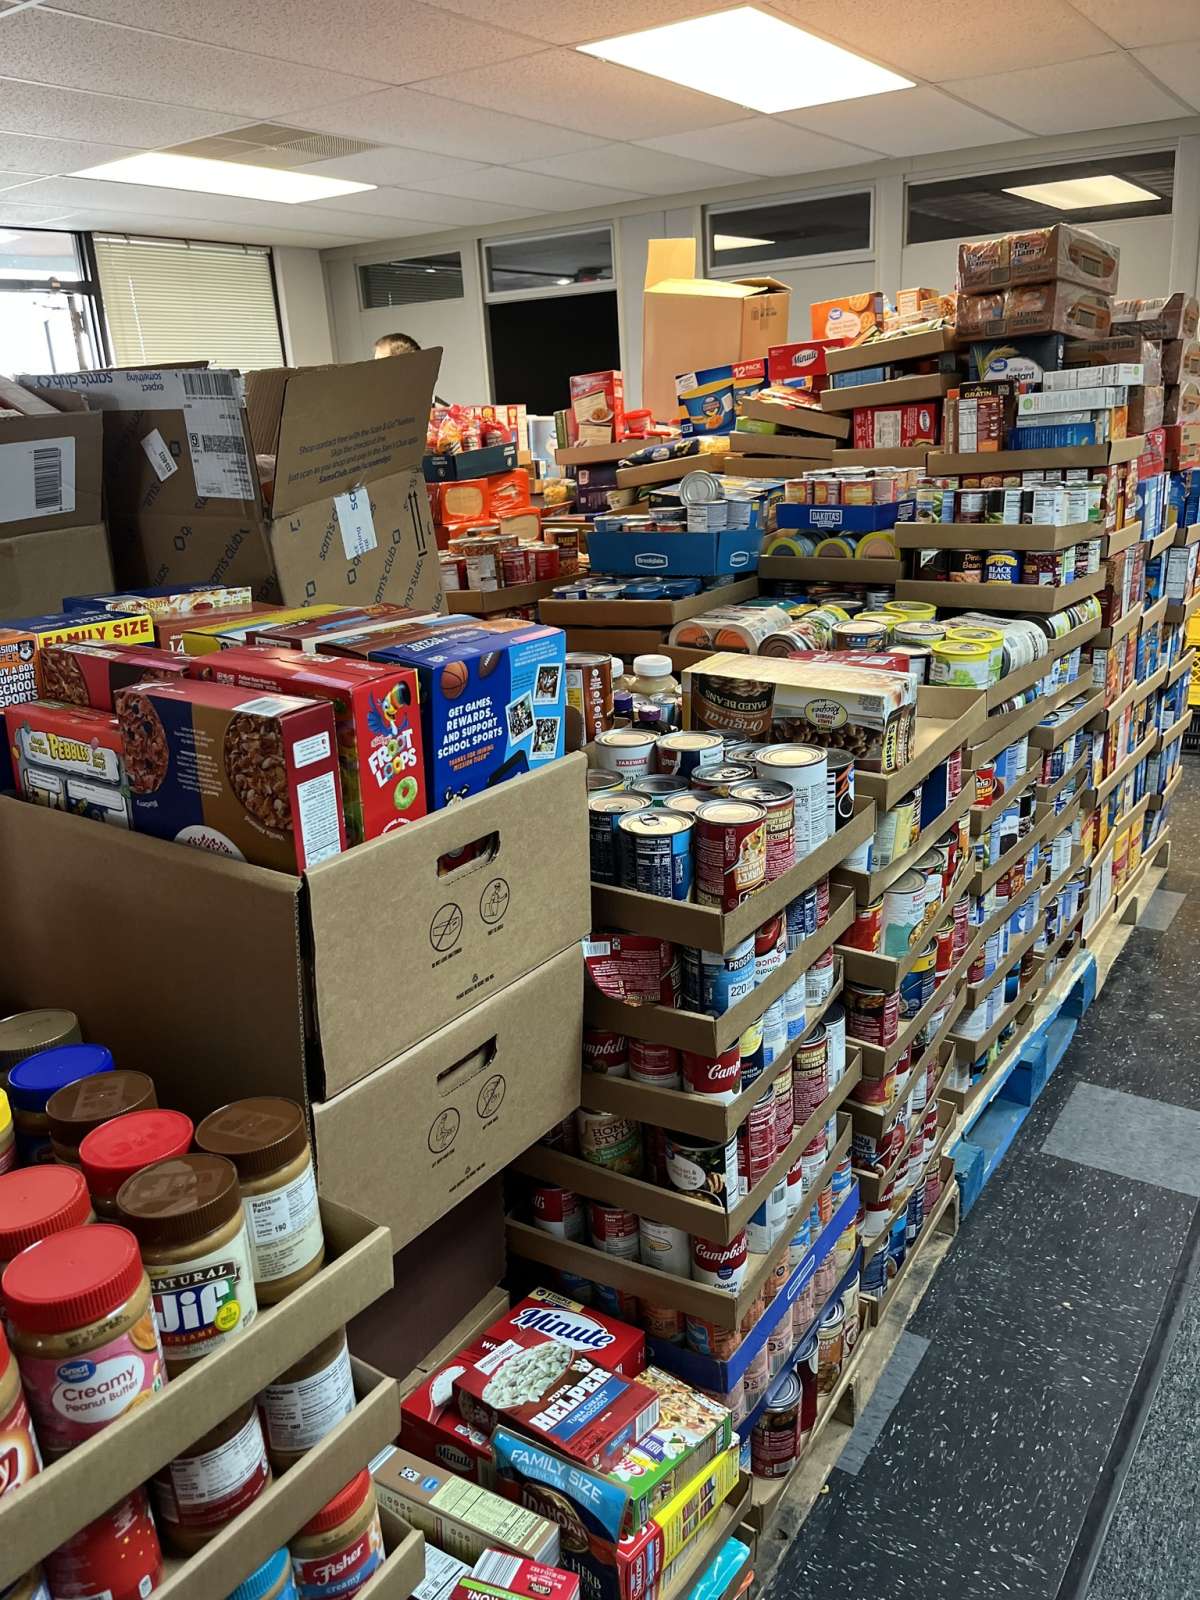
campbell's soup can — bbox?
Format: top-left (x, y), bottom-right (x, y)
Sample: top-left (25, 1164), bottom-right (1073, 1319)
top-left (584, 932), bottom-right (679, 1007)
top-left (582, 1029), bottom-right (628, 1076)
top-left (640, 1301), bottom-right (685, 1344)
top-left (628, 1039), bottom-right (681, 1087)
top-left (531, 1183), bottom-right (583, 1240)
top-left (588, 1202), bottom-right (640, 1259)
top-left (690, 1232), bottom-right (748, 1295)
top-left (694, 800), bottom-right (767, 910)
top-left (576, 1107), bottom-right (642, 1175)
top-left (681, 1047), bottom-right (741, 1104)
top-left (638, 1217), bottom-right (691, 1278)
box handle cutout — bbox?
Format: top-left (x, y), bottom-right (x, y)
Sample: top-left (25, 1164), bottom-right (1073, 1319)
top-left (437, 831), bottom-right (500, 878)
top-left (437, 1037), bottom-right (498, 1095)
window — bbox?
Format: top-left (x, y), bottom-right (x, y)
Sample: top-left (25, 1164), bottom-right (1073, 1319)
top-left (94, 236), bottom-right (284, 370)
top-left (705, 192), bottom-right (872, 273)
top-left (484, 227), bottom-right (613, 299)
top-left (0, 228), bottom-right (106, 373)
top-left (359, 252), bottom-right (464, 309)
top-left (906, 151), bottom-right (1175, 245)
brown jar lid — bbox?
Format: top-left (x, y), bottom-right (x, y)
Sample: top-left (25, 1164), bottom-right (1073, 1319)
top-left (0, 1009), bottom-right (81, 1077)
top-left (47, 1070), bottom-right (158, 1147)
top-left (116, 1154), bottom-right (242, 1249)
top-left (195, 1097), bottom-right (309, 1180)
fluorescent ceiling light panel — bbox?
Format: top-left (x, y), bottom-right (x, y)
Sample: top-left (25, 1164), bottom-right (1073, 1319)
top-left (72, 152), bottom-right (375, 204)
top-left (713, 233), bottom-right (775, 250)
top-left (578, 7), bottom-right (912, 115)
top-left (1003, 175), bottom-right (1159, 210)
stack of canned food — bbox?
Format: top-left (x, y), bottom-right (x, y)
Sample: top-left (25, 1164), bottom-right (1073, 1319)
top-left (918, 597), bottom-right (1100, 690)
top-left (850, 1042), bottom-right (944, 1179)
top-left (841, 917), bottom-right (968, 1059)
top-left (914, 538), bottom-right (1104, 589)
top-left (782, 465), bottom-right (923, 508)
top-left (860, 1145), bottom-right (948, 1300)
top-left (914, 476), bottom-right (1106, 528)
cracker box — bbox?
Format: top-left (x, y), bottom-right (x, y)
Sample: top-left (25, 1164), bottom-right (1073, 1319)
top-left (455, 1554), bottom-right (580, 1600)
top-left (4, 700), bottom-right (131, 827)
top-left (8, 608), bottom-right (155, 650)
top-left (372, 621), bottom-right (567, 807)
top-left (115, 678), bottom-right (345, 871)
top-left (195, 645), bottom-right (427, 840)
top-left (810, 294), bottom-right (884, 344)
top-left (36, 641), bottom-right (192, 710)
top-left (373, 1445), bottom-right (561, 1566)
top-left (61, 583), bottom-right (254, 617)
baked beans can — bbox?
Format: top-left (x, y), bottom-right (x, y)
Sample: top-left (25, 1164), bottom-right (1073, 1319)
top-left (576, 1107), bottom-right (642, 1176)
top-left (844, 895), bottom-right (884, 952)
top-left (638, 1217), bottom-right (691, 1278)
top-left (641, 1301), bottom-right (685, 1344)
top-left (881, 870), bottom-right (927, 957)
top-left (773, 1065), bottom-right (795, 1152)
top-left (844, 982), bottom-right (900, 1046)
top-left (594, 727), bottom-right (658, 780)
top-left (794, 1030), bottom-right (829, 1123)
top-left (628, 1039), bottom-right (681, 1087)
top-left (618, 810), bottom-right (694, 901)
top-left (690, 1232), bottom-right (748, 1294)
top-left (589, 793), bottom-right (649, 884)
top-left (665, 1131), bottom-right (738, 1208)
top-left (729, 779), bottom-right (795, 881)
top-left (531, 1183), bottom-right (584, 1240)
top-left (681, 937), bottom-right (756, 1014)
top-left (751, 1372), bottom-right (802, 1478)
top-left (756, 745), bottom-right (829, 856)
top-left (588, 1202), bottom-right (640, 1259)
top-left (694, 799), bottom-right (767, 910)
top-left (582, 1029), bottom-right (628, 1077)
top-left (816, 1300), bottom-right (845, 1394)
top-left (583, 931), bottom-right (679, 1007)
top-left (805, 946), bottom-right (836, 1008)
top-left (681, 1046), bottom-right (741, 1104)
top-left (655, 730), bottom-right (724, 779)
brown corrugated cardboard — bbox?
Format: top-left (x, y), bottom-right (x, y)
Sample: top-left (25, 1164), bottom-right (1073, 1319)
top-left (726, 430), bottom-right (835, 459)
top-left (0, 1202), bottom-right (393, 1588)
top-left (0, 753), bottom-right (589, 1103)
top-left (826, 328), bottom-right (956, 374)
top-left (316, 947), bottom-right (582, 1250)
top-left (642, 240), bottom-right (789, 423)
top-left (738, 398), bottom-right (849, 440)
top-left (0, 396), bottom-right (103, 537)
top-left (0, 522), bottom-right (112, 619)
top-left (540, 579), bottom-right (756, 630)
top-left (107, 508), bottom-right (278, 598)
top-left (819, 373), bottom-right (955, 413)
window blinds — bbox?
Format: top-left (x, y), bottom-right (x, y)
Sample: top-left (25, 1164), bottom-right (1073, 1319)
top-left (94, 236), bottom-right (284, 370)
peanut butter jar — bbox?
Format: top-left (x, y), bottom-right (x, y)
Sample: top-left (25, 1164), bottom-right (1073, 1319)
top-left (289, 1469), bottom-right (383, 1596)
top-left (0, 1008), bottom-right (81, 1089)
top-left (0, 1322), bottom-right (41, 1501)
top-left (0, 1164), bottom-right (93, 1314)
top-left (152, 1397), bottom-right (271, 1554)
top-left (117, 1153), bottom-right (258, 1378)
top-left (8, 1042), bottom-right (113, 1165)
top-left (46, 1069), bottom-right (158, 1166)
top-left (79, 1107), bottom-right (194, 1219)
top-left (196, 1098), bottom-right (325, 1304)
top-left (259, 1327), bottom-right (355, 1472)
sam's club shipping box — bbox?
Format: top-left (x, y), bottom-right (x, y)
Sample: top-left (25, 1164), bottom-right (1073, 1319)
top-left (20, 352), bottom-right (442, 614)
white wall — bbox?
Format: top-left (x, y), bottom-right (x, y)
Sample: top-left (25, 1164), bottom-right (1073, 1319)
top-left (273, 247), bottom-right (335, 367)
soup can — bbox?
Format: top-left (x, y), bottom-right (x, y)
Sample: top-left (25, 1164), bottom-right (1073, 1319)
top-left (741, 1343), bottom-right (770, 1407)
top-left (729, 780), bottom-right (796, 881)
top-left (638, 1217), bottom-right (691, 1278)
top-left (794, 1029), bottom-right (829, 1123)
top-left (796, 1331), bottom-right (819, 1438)
top-left (665, 1131), bottom-right (738, 1207)
top-left (618, 810), bottom-right (693, 901)
top-left (844, 895), bottom-right (884, 952)
top-left (756, 746), bottom-right (829, 857)
top-left (694, 800), bottom-right (767, 910)
top-left (594, 727), bottom-right (658, 779)
top-left (690, 763), bottom-right (753, 798)
top-left (655, 730), bottom-right (724, 778)
top-left (844, 983), bottom-right (900, 1047)
top-left (628, 775), bottom-right (690, 808)
top-left (641, 1301), bottom-right (686, 1344)
top-left (685, 1316), bottom-right (738, 1359)
top-left (826, 749), bottom-right (855, 834)
top-left (589, 794), bottom-right (649, 884)
top-left (577, 1108), bottom-right (642, 1175)
top-left (682, 1047), bottom-right (741, 1104)
top-left (681, 937), bottom-right (756, 1014)
top-left (824, 1004), bottom-right (847, 1083)
top-left (773, 1066), bottom-right (795, 1152)
top-left (690, 1232), bottom-right (748, 1295)
top-left (881, 870), bottom-right (927, 957)
top-left (628, 1040), bottom-right (681, 1088)
top-left (588, 1202), bottom-right (640, 1259)
top-left (531, 1183), bottom-right (583, 1241)
top-left (806, 946), bottom-right (836, 1008)
top-left (582, 1029), bottom-right (628, 1077)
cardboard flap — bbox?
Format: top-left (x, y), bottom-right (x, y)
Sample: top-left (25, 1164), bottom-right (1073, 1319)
top-left (647, 277), bottom-right (759, 300)
top-left (735, 276), bottom-right (790, 295)
top-left (645, 238), bottom-right (696, 291)
top-left (267, 351), bottom-right (442, 517)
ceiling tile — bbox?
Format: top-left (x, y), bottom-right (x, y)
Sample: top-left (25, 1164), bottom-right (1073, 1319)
top-left (60, 206), bottom-right (389, 247)
top-left (409, 165), bottom-right (641, 209)
top-left (0, 8), bottom-right (386, 116)
top-left (311, 185), bottom-right (539, 225)
top-left (639, 118), bottom-right (878, 178)
top-left (947, 53), bottom-right (1187, 134)
top-left (304, 88), bottom-right (605, 163)
top-left (1066, 1), bottom-right (1200, 48)
top-left (46, 0), bottom-right (543, 83)
top-left (781, 85), bottom-right (1029, 154)
top-left (0, 131), bottom-right (137, 175)
top-left (0, 78), bottom-right (239, 145)
top-left (767, 0), bottom-right (1113, 78)
top-left (0, 171), bottom-right (41, 192)
top-left (1132, 42), bottom-right (1200, 110)
top-left (519, 143), bottom-right (754, 195)
top-left (411, 49), bottom-right (748, 140)
top-left (297, 147), bottom-right (487, 186)
top-left (427, 0), bottom-right (725, 47)
top-left (0, 199), bottom-right (78, 223)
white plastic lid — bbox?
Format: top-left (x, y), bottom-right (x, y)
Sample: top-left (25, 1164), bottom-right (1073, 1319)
top-left (611, 657), bottom-right (624, 679)
top-left (633, 653), bottom-right (672, 678)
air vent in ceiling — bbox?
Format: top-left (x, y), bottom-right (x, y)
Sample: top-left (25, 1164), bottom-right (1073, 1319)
top-left (170, 123), bottom-right (381, 170)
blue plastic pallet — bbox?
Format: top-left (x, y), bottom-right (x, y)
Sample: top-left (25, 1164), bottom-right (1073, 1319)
top-left (953, 953), bottom-right (1097, 1215)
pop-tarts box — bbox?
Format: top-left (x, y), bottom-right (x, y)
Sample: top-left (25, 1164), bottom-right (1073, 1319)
top-left (371, 620), bottom-right (566, 807)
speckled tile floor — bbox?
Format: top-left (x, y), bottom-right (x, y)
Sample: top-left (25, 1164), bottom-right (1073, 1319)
top-left (767, 762), bottom-right (1200, 1600)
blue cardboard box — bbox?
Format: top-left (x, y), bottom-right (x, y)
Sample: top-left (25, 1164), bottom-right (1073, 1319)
top-left (585, 526), bottom-right (762, 577)
top-left (776, 500), bottom-right (915, 534)
top-left (371, 619), bottom-right (566, 807)
top-left (422, 442), bottom-right (517, 482)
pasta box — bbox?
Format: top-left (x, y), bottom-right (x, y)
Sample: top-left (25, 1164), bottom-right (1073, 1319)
top-left (4, 700), bottom-right (130, 827)
top-left (35, 640), bottom-right (192, 709)
top-left (371, 621), bottom-right (566, 807)
top-left (114, 677), bottom-right (345, 871)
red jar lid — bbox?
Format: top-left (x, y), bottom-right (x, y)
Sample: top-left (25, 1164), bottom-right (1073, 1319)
top-left (0, 1164), bottom-right (92, 1259)
top-left (3, 1224), bottom-right (144, 1333)
top-left (79, 1109), bottom-right (194, 1200)
top-left (299, 1470), bottom-right (372, 1536)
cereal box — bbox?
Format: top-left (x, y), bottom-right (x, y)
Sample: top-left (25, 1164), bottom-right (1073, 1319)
top-left (36, 641), bottom-right (192, 710)
top-left (9, 608), bottom-right (155, 649)
top-left (4, 701), bottom-right (131, 827)
top-left (243, 605), bottom-right (437, 652)
top-left (372, 621), bottom-right (566, 807)
top-left (455, 1554), bottom-right (580, 1600)
top-left (151, 607), bottom-right (280, 653)
top-left (177, 605), bottom-right (346, 656)
top-left (0, 630), bottom-right (38, 786)
top-left (373, 1445), bottom-right (560, 1565)
top-left (195, 645), bottom-right (426, 840)
top-left (61, 584), bottom-right (254, 617)
top-left (115, 678), bottom-right (345, 871)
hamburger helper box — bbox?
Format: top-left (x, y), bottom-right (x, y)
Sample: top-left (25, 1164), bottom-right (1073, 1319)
top-left (192, 645), bottom-right (427, 840)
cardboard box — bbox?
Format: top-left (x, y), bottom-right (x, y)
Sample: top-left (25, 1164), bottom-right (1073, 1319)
top-left (584, 526), bottom-right (762, 578)
top-left (7, 606), bottom-right (155, 650)
top-left (766, 340), bottom-right (845, 383)
top-left (374, 1444), bottom-right (561, 1566)
top-left (0, 383), bottom-right (103, 538)
top-left (1112, 294), bottom-right (1199, 343)
top-left (0, 523), bottom-right (113, 621)
top-left (956, 285), bottom-right (1113, 341)
top-left (642, 241), bottom-right (789, 424)
top-left (425, 444), bottom-right (520, 482)
top-left (957, 224), bottom-right (1119, 294)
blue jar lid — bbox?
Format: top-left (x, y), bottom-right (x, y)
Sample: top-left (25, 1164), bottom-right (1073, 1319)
top-left (7, 1044), bottom-right (114, 1112)
top-left (226, 1549), bottom-right (294, 1600)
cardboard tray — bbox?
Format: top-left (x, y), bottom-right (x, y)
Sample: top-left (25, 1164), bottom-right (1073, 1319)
top-left (852, 685), bottom-right (986, 811)
top-left (539, 577), bottom-right (757, 629)
top-left (506, 1116), bottom-right (852, 1329)
top-left (1035, 750), bottom-right (1089, 808)
top-left (1174, 521), bottom-right (1200, 549)
top-left (446, 577), bottom-right (561, 613)
top-left (835, 778), bottom-right (974, 903)
top-left (1165, 589), bottom-right (1200, 626)
top-left (1088, 727), bottom-right (1159, 809)
top-left (951, 976), bottom-right (1043, 1064)
top-left (1149, 767), bottom-right (1183, 811)
top-left (616, 454), bottom-right (730, 489)
top-left (756, 554), bottom-right (905, 584)
top-left (1090, 662), bottom-right (1168, 729)
top-left (862, 1155), bottom-right (957, 1313)
top-left (739, 397), bottom-right (849, 440)
top-left (590, 794), bottom-right (875, 952)
top-left (720, 455), bottom-right (825, 479)
top-left (832, 447), bottom-right (930, 467)
top-left (965, 689), bottom-right (1062, 770)
top-left (820, 373), bottom-right (955, 413)
top-left (979, 618), bottom-right (1099, 713)
top-left (516, 1059), bottom-right (861, 1245)
top-left (856, 1087), bottom-right (953, 1208)
top-left (853, 924), bottom-right (983, 1078)
top-left (826, 328), bottom-right (957, 374)
top-left (894, 568), bottom-right (1106, 613)
top-left (1092, 603), bottom-right (1144, 649)
top-left (1101, 519), bottom-right (1144, 558)
top-left (928, 437), bottom-right (1143, 472)
top-left (1158, 706), bottom-right (1193, 752)
top-left (1166, 648), bottom-right (1196, 688)
top-left (1141, 595), bottom-right (1169, 632)
top-left (964, 919), bottom-right (1043, 1011)
top-left (969, 757), bottom-right (1041, 835)
top-left (849, 1021), bottom-right (958, 1144)
top-left (0, 757), bottom-right (589, 1104)
top-left (585, 884), bottom-right (854, 1053)
top-left (1029, 687), bottom-right (1106, 750)
top-left (1146, 523), bottom-right (1178, 560)
top-left (837, 854), bottom-right (972, 992)
top-left (894, 519), bottom-right (1102, 553)
top-left (660, 1477), bottom-right (751, 1600)
top-left (728, 429), bottom-right (836, 460)
top-left (0, 1205), bottom-right (394, 1586)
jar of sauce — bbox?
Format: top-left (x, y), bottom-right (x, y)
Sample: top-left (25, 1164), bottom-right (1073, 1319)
top-left (46, 1070), bottom-right (158, 1166)
top-left (79, 1107), bottom-right (194, 1219)
top-left (289, 1470), bottom-right (383, 1597)
top-left (117, 1153), bottom-right (257, 1377)
top-left (0, 1008), bottom-right (81, 1090)
top-left (152, 1398), bottom-right (271, 1554)
top-left (7, 1044), bottom-right (113, 1165)
top-left (259, 1328), bottom-right (355, 1472)
top-left (0, 1322), bottom-right (41, 1500)
top-left (0, 1165), bottom-right (93, 1313)
top-left (226, 1548), bottom-right (296, 1600)
top-left (3, 1223), bottom-right (165, 1456)
top-left (196, 1099), bottom-right (325, 1304)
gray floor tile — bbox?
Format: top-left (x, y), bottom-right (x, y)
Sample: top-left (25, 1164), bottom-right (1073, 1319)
top-left (836, 1332), bottom-right (930, 1476)
top-left (1042, 1083), bottom-right (1200, 1198)
top-left (1137, 888), bottom-right (1186, 931)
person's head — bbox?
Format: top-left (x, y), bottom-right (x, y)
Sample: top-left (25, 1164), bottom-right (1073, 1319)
top-left (374, 331), bottom-right (422, 360)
